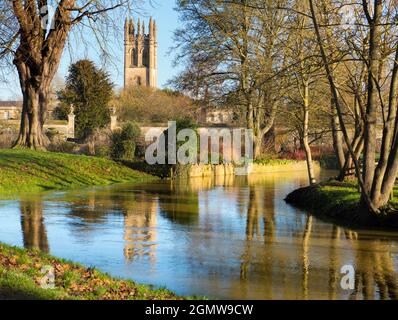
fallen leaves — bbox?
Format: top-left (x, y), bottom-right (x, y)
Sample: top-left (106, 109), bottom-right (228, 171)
top-left (0, 244), bottom-right (179, 300)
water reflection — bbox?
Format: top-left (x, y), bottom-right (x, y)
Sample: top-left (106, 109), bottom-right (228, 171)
top-left (157, 181), bottom-right (199, 226)
top-left (351, 235), bottom-right (398, 300)
top-left (20, 199), bottom-right (49, 252)
top-left (0, 171), bottom-right (397, 299)
top-left (61, 190), bottom-right (159, 263)
top-left (124, 192), bottom-right (158, 263)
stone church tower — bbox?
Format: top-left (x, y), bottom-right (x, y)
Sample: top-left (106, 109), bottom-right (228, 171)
top-left (124, 17), bottom-right (158, 88)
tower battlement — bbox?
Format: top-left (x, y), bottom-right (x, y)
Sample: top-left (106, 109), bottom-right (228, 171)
top-left (124, 17), bottom-right (157, 88)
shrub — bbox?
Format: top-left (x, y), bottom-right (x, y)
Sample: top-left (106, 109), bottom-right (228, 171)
top-left (110, 122), bottom-right (141, 161)
top-left (84, 128), bottom-right (112, 156)
top-left (95, 146), bottom-right (111, 158)
top-left (281, 150), bottom-right (306, 161)
top-left (45, 128), bottom-right (61, 143)
top-left (0, 123), bottom-right (19, 148)
top-left (48, 141), bottom-right (77, 153)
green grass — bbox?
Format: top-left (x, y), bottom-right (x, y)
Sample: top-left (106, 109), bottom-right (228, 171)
top-left (0, 149), bottom-right (156, 195)
top-left (0, 243), bottom-right (188, 300)
top-left (295, 181), bottom-right (361, 212)
top-left (254, 158), bottom-right (301, 166)
top-left (286, 180), bottom-right (398, 228)
top-left (295, 180), bottom-right (398, 209)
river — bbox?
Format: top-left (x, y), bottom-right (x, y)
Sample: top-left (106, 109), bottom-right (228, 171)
top-left (1, 170), bottom-right (398, 299)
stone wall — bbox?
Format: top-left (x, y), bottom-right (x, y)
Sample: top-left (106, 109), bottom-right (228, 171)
top-left (250, 161), bottom-right (321, 174)
top-left (172, 161), bottom-right (320, 179)
top-left (2, 115), bottom-right (75, 140)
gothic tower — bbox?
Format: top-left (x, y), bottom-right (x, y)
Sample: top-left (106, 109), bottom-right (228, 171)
top-left (124, 17), bottom-right (158, 88)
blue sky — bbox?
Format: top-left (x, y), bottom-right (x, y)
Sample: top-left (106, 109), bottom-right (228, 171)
top-left (0, 0), bottom-right (182, 100)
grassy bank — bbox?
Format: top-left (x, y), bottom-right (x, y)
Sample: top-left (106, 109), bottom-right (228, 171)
top-left (0, 149), bottom-right (155, 195)
top-left (285, 181), bottom-right (398, 229)
top-left (0, 243), bottom-right (183, 300)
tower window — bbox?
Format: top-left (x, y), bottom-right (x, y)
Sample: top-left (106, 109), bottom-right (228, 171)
top-left (131, 48), bottom-right (137, 66)
top-left (143, 48), bottom-right (149, 67)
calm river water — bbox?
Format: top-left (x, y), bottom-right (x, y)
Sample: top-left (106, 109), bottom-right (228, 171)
top-left (1, 170), bottom-right (398, 300)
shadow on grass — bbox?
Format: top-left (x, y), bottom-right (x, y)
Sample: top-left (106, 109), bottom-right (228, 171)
top-left (0, 287), bottom-right (45, 300)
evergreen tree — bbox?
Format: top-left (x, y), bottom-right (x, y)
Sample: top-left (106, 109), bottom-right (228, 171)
top-left (57, 60), bottom-right (113, 140)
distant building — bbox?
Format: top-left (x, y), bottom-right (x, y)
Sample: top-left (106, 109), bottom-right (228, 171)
top-left (0, 93), bottom-right (57, 121)
top-left (0, 100), bottom-right (74, 139)
top-left (199, 106), bottom-right (235, 125)
top-left (0, 101), bottom-right (22, 120)
top-left (124, 17), bottom-right (158, 88)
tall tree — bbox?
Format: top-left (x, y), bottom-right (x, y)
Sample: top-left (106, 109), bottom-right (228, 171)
top-left (309, 0), bottom-right (398, 215)
top-left (57, 59), bottom-right (113, 140)
top-left (0, 0), bottom-right (136, 150)
top-left (172, 0), bottom-right (288, 159)
top-left (283, 1), bottom-right (329, 185)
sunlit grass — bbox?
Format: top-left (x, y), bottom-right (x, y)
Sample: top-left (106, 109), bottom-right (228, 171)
top-left (0, 243), bottom-right (191, 300)
top-left (286, 179), bottom-right (398, 227)
top-left (254, 158), bottom-right (301, 166)
top-left (0, 149), bottom-right (156, 196)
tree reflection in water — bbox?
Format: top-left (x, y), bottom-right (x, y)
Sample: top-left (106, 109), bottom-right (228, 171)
top-left (350, 236), bottom-right (398, 300)
top-left (20, 198), bottom-right (49, 252)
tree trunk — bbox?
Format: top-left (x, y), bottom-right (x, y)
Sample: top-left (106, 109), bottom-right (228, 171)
top-left (331, 102), bottom-right (345, 171)
top-left (303, 81), bottom-right (316, 185)
top-left (337, 128), bottom-right (364, 181)
top-left (370, 46), bottom-right (398, 207)
top-left (253, 135), bottom-right (263, 159)
top-left (362, 0), bottom-right (382, 200)
top-left (13, 61), bottom-right (49, 150)
top-left (10, 0), bottom-right (73, 150)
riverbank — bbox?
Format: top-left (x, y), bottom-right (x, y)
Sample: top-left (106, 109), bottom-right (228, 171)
top-left (161, 159), bottom-right (320, 179)
top-left (285, 181), bottom-right (398, 229)
top-left (0, 243), bottom-right (183, 300)
top-left (0, 149), bottom-right (155, 195)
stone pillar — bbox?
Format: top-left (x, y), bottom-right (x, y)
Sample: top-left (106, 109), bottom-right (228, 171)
top-left (110, 107), bottom-right (118, 131)
top-left (67, 105), bottom-right (75, 139)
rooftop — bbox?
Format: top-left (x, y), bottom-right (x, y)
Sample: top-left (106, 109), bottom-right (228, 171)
top-left (0, 101), bottom-right (22, 107)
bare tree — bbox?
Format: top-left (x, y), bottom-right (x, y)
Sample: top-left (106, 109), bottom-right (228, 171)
top-left (309, 0), bottom-right (398, 215)
top-left (283, 1), bottom-right (327, 185)
top-left (172, 0), bottom-right (288, 159)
